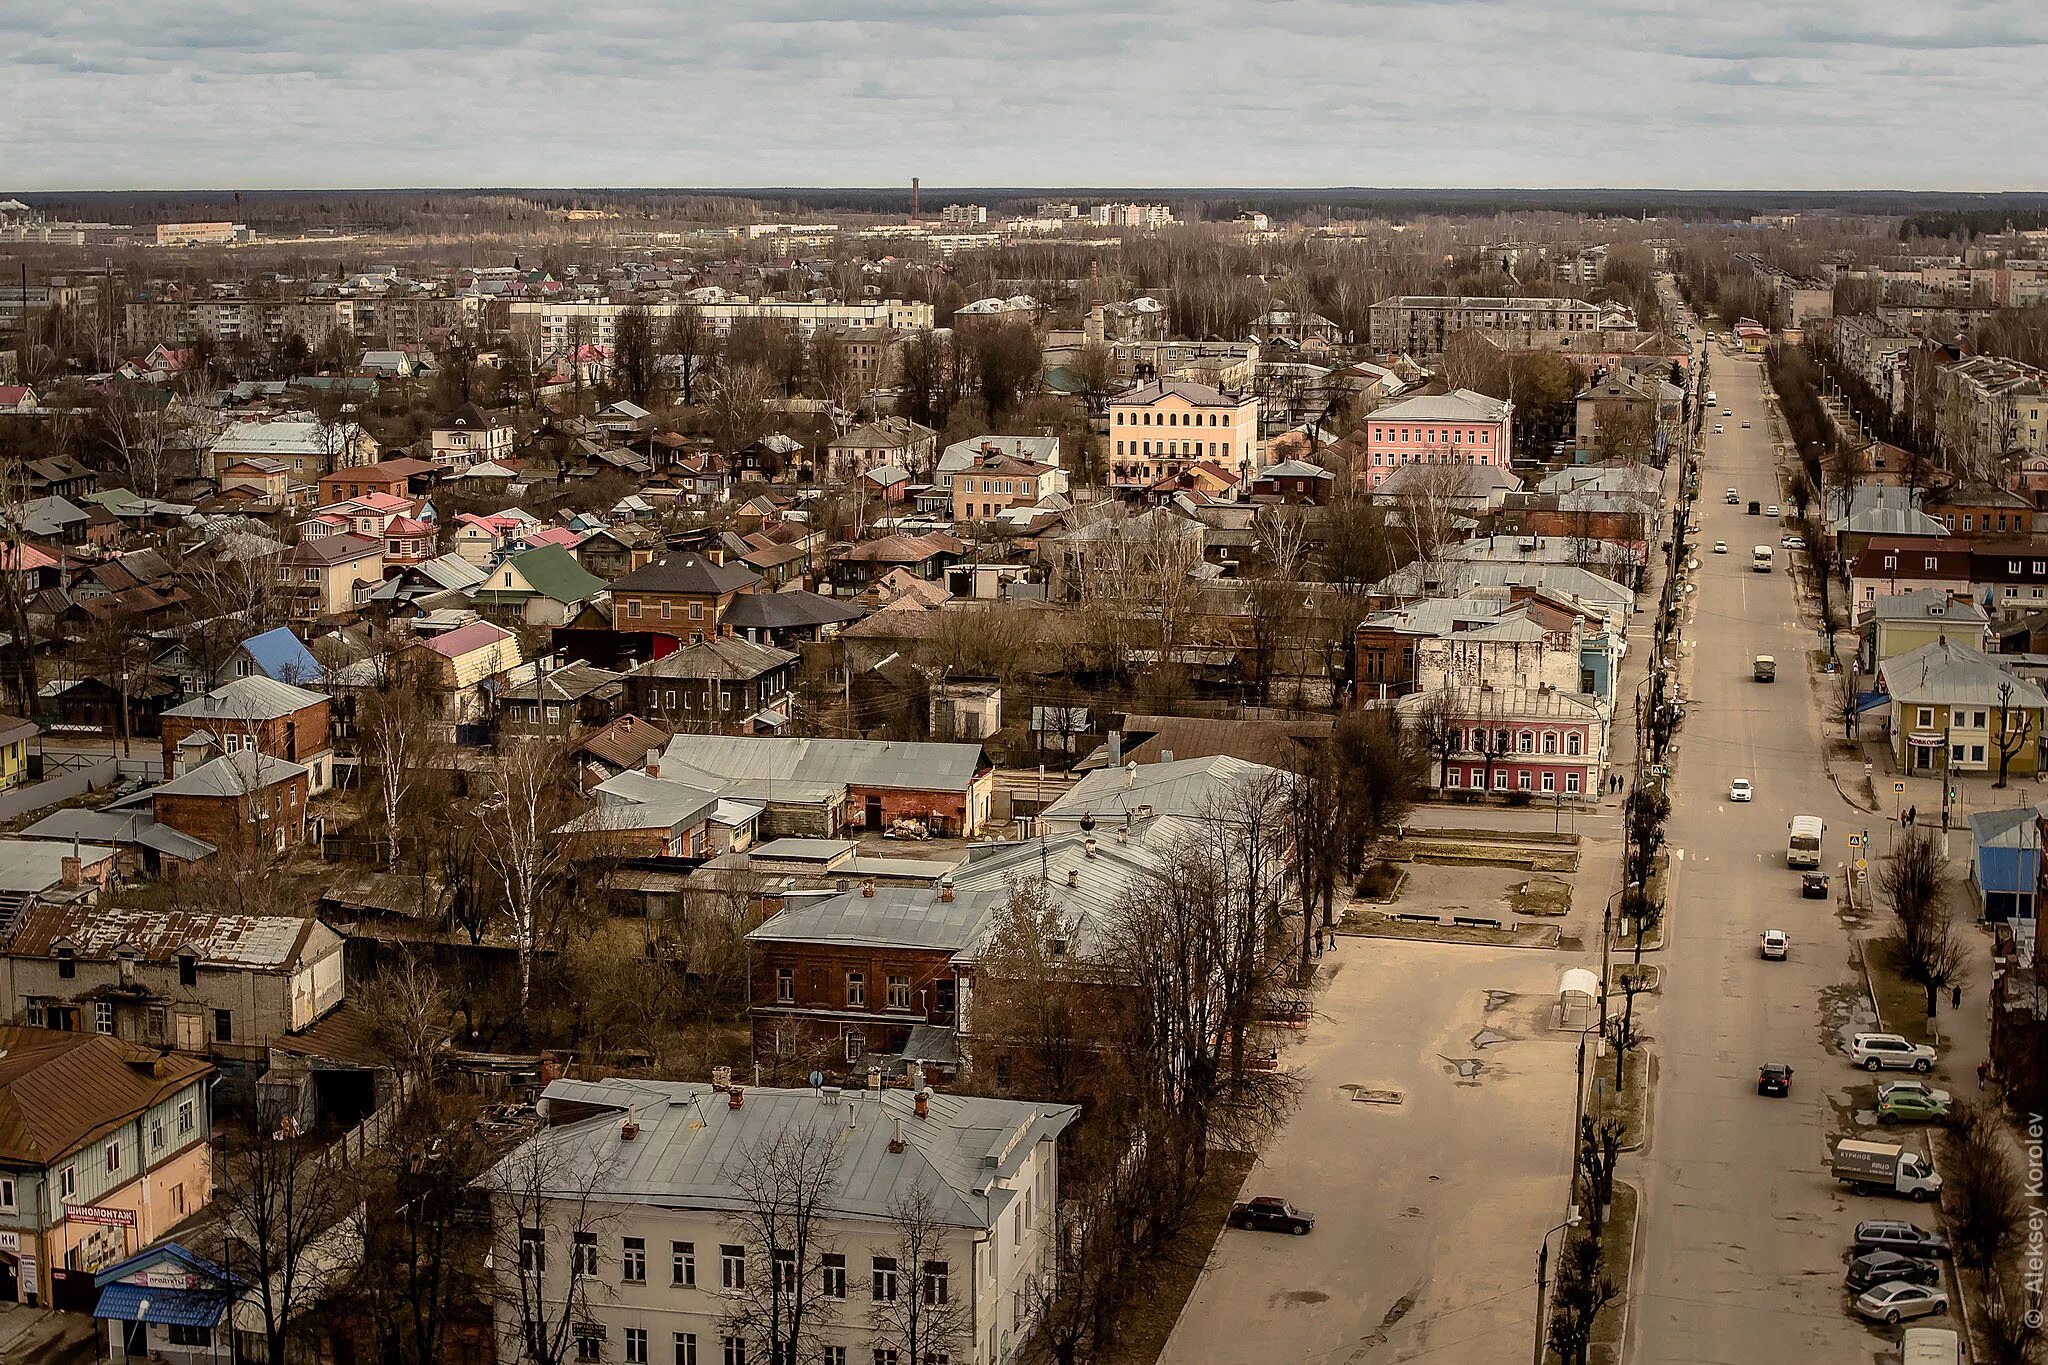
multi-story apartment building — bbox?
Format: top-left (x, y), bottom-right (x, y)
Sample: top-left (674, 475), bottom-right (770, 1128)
top-left (1367, 295), bottom-right (1603, 354)
top-left (481, 1077), bottom-right (1076, 1365)
top-left (510, 299), bottom-right (934, 352)
top-left (124, 295), bottom-right (463, 350)
top-left (1359, 389), bottom-right (1515, 490)
top-left (1942, 355), bottom-right (2048, 460)
top-left (0, 1029), bottom-right (212, 1307)
top-left (152, 221), bottom-right (248, 247)
top-left (1090, 202), bottom-right (1177, 230)
top-left (1106, 380), bottom-right (1261, 491)
top-left (940, 204), bottom-right (988, 225)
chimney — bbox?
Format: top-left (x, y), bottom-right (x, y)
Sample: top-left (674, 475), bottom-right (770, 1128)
top-left (645, 746), bottom-right (662, 778)
top-left (862, 879), bottom-right (877, 898)
top-left (60, 856), bottom-right (83, 888)
top-left (888, 1115), bottom-right (906, 1154)
top-left (1084, 837), bottom-right (1098, 859)
top-left (1066, 867), bottom-right (1079, 888)
top-left (728, 1085), bottom-right (745, 1110)
top-left (1158, 750), bottom-right (1174, 764)
top-left (1107, 730), bottom-right (1123, 767)
top-left (939, 876), bottom-right (955, 903)
top-left (620, 1118), bottom-right (640, 1142)
top-left (914, 1089), bottom-right (930, 1119)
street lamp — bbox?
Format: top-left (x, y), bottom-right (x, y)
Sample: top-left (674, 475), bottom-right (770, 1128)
top-left (1533, 1214), bottom-right (1582, 1365)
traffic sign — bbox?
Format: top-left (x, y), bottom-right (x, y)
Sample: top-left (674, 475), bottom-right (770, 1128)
top-left (1855, 858), bottom-right (1867, 872)
top-left (1893, 781), bottom-right (1907, 795)
top-left (1847, 834), bottom-right (1862, 848)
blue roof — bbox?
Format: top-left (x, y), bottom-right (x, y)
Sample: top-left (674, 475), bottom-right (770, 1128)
top-left (241, 627), bottom-right (323, 685)
top-left (93, 1241), bottom-right (243, 1292)
top-left (94, 1282), bottom-right (231, 1326)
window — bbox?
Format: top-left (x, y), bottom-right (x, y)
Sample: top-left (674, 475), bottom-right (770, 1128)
top-left (626, 1328), bottom-right (649, 1364)
top-left (0, 1177), bottom-right (15, 1212)
top-left (675, 1334), bottom-right (698, 1365)
top-left (886, 975), bottom-right (911, 1010)
top-left (844, 1030), bottom-right (865, 1063)
top-left (874, 1352), bottom-right (899, 1365)
top-left (690, 602), bottom-right (705, 621)
top-left (56, 947), bottom-right (74, 979)
top-left (822, 1350), bottom-right (845, 1365)
top-left (59, 1165), bottom-right (75, 1199)
top-left (1515, 771), bottom-right (1531, 791)
top-left (773, 1248), bottom-right (797, 1292)
top-left (872, 1256), bottom-right (898, 1302)
top-left (576, 1330), bottom-right (601, 1363)
top-left (628, 599), bottom-right (642, 618)
top-left (721, 1336), bottom-right (746, 1365)
top-left (147, 1005), bottom-right (167, 1042)
top-left (1566, 733), bottom-right (1583, 757)
top-left (623, 1236), bottom-right (646, 1283)
top-left (1541, 732), bottom-right (1558, 755)
top-left (168, 1326), bottom-right (213, 1348)
top-left (94, 1001), bottom-right (114, 1034)
top-left (775, 968), bottom-right (794, 1003)
top-left (1566, 773), bottom-right (1581, 795)
top-left (1918, 707), bottom-right (1935, 729)
top-left (720, 1245), bottom-right (746, 1291)
top-left (178, 954), bottom-right (197, 987)
top-left (177, 1099), bottom-right (196, 1137)
top-left (845, 972), bottom-right (865, 1008)
top-left (150, 1114), bottom-right (164, 1150)
top-left (923, 1260), bottom-right (951, 1305)
top-left (574, 1231), bottom-right (600, 1277)
top-left (214, 1009), bottom-right (233, 1044)
top-left (1541, 773), bottom-right (1555, 793)
top-left (1445, 769), bottom-right (1461, 789)
top-left (821, 1253), bottom-right (846, 1299)
top-left (660, 600), bottom-right (673, 620)
top-left (1518, 731), bottom-right (1534, 754)
top-left (106, 1139), bottom-right (121, 1173)
top-left (672, 1241), bottom-right (696, 1286)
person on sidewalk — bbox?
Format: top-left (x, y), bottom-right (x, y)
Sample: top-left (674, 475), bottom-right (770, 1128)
top-left (1977, 1060), bottom-right (1989, 1090)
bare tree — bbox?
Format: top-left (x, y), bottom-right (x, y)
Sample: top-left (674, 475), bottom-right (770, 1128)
top-left (1832, 666), bottom-right (1864, 741)
top-left (351, 1092), bottom-right (489, 1365)
top-left (468, 738), bottom-right (580, 1007)
top-left (610, 304), bottom-right (660, 408)
top-left (706, 364), bottom-right (774, 455)
top-left (1993, 680), bottom-right (2034, 789)
top-left (357, 950), bottom-right (451, 1086)
top-left (869, 1184), bottom-right (972, 1365)
top-left (661, 304), bottom-right (716, 406)
top-left (968, 876), bottom-right (1103, 1103)
top-left (1576, 1115), bottom-right (1625, 1238)
top-left (1942, 1100), bottom-right (2028, 1272)
top-left (95, 385), bottom-right (185, 496)
top-left (1545, 1232), bottom-right (1619, 1365)
top-left (215, 1106), bottom-right (358, 1365)
top-left (484, 1134), bottom-right (621, 1365)
top-left (1070, 341), bottom-right (1118, 418)
top-left (720, 1118), bottom-right (844, 1364)
top-left (360, 648), bottom-right (447, 868)
top-left (1881, 828), bottom-right (1969, 1019)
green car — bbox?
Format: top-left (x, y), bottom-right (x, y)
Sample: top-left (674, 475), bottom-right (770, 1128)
top-left (1876, 1090), bottom-right (1952, 1125)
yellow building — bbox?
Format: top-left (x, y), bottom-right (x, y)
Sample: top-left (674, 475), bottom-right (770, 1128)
top-left (1107, 379), bottom-right (1261, 493)
top-left (0, 715), bottom-right (32, 792)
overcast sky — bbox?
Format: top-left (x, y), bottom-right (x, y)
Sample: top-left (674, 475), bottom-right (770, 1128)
top-left (6, 0), bottom-right (2046, 192)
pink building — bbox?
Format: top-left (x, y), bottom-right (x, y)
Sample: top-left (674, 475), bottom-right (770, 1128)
top-left (1361, 389), bottom-right (1514, 490)
top-left (1398, 684), bottom-right (1606, 801)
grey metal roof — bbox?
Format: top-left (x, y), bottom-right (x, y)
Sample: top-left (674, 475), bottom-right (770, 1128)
top-left (19, 808), bottom-right (216, 862)
top-left (1042, 755), bottom-right (1280, 826)
top-left (722, 590), bottom-right (865, 632)
top-left (1879, 640), bottom-right (2048, 709)
top-left (749, 884), bottom-right (990, 950)
top-left (0, 839), bottom-right (116, 895)
top-left (1867, 588), bottom-right (1989, 625)
top-left (162, 675), bottom-right (328, 722)
top-left (485, 1081), bottom-right (1077, 1231)
top-left (749, 837), bottom-right (857, 863)
top-left (150, 752), bottom-right (308, 798)
top-left (662, 736), bottom-right (988, 793)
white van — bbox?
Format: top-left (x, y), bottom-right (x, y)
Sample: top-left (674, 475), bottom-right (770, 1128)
top-left (1753, 545), bottom-right (1773, 572)
top-left (1787, 815), bottom-right (1825, 869)
top-left (1901, 1327), bottom-right (1960, 1365)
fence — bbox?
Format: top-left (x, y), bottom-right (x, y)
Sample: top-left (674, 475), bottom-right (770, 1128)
top-left (0, 757), bottom-right (116, 822)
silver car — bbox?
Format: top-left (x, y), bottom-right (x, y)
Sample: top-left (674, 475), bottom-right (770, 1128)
top-left (1853, 1281), bottom-right (1949, 1325)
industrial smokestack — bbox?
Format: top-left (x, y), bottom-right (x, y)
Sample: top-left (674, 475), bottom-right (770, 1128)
top-left (911, 177), bottom-right (920, 221)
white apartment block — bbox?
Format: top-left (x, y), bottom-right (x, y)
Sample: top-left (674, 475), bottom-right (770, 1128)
top-left (483, 1078), bottom-right (1076, 1365)
top-left (1090, 203), bottom-right (1177, 230)
top-left (510, 299), bottom-right (936, 352)
top-left (941, 205), bottom-right (989, 226)
top-left (1367, 295), bottom-right (1603, 355)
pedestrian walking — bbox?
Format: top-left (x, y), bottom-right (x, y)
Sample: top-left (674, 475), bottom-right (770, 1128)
top-left (1976, 1060), bottom-right (1989, 1091)
top-left (1951, 984), bottom-right (1962, 1011)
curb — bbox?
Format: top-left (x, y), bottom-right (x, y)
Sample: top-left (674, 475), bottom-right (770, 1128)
top-left (1608, 1178), bottom-right (1645, 1365)
top-left (1855, 933), bottom-right (1885, 1031)
top-left (1615, 1049), bottom-right (1657, 1154)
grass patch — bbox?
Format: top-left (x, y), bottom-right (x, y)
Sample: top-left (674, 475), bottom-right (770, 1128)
top-left (1863, 936), bottom-right (1935, 1046)
top-left (1585, 1181), bottom-right (1640, 1365)
top-left (1353, 861), bottom-right (1404, 902)
top-left (1593, 1046), bottom-right (1653, 1151)
top-left (1097, 1149), bottom-right (1257, 1365)
top-left (1612, 963), bottom-right (1661, 993)
top-left (1389, 843), bottom-right (1579, 873)
top-left (1405, 826), bottom-right (1581, 847)
top-left (1512, 876), bottom-right (1574, 918)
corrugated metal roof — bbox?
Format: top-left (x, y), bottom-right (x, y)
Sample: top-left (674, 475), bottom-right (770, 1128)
top-left (162, 674), bottom-right (327, 722)
top-left (9, 901), bottom-right (328, 968)
top-left (663, 735), bottom-right (986, 792)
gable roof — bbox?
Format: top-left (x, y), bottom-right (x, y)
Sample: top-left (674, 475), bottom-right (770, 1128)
top-left (497, 544), bottom-right (607, 605)
top-left (421, 619), bottom-right (515, 659)
top-left (632, 637), bottom-right (797, 682)
top-left (151, 751), bottom-right (307, 798)
top-left (722, 590), bottom-right (865, 632)
top-left (8, 901), bottom-right (334, 969)
top-left (0, 1027), bottom-right (212, 1165)
top-left (1879, 640), bottom-right (2048, 709)
top-left (578, 715), bottom-right (675, 771)
top-left (162, 674), bottom-right (327, 723)
top-left (662, 735), bottom-right (988, 792)
top-left (609, 552), bottom-right (762, 596)
top-left (239, 627), bottom-right (324, 685)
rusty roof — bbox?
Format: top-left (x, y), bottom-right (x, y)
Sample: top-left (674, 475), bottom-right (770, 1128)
top-left (0, 1027), bottom-right (212, 1166)
top-left (8, 901), bottom-right (329, 969)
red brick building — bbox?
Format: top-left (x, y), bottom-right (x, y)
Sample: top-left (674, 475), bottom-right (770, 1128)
top-left (158, 676), bottom-right (334, 794)
top-left (607, 552), bottom-right (762, 642)
top-left (150, 753), bottom-right (310, 859)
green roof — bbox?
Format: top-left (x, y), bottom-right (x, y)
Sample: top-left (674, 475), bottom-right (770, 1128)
top-left (506, 543), bottom-right (606, 605)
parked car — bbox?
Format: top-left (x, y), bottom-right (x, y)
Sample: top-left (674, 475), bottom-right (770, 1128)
top-left (1757, 1061), bottom-right (1794, 1096)
top-left (1878, 1080), bottom-right (1953, 1109)
top-left (1730, 778), bottom-right (1753, 801)
top-left (1760, 929), bottom-right (1788, 959)
top-left (1785, 536), bottom-right (1806, 550)
top-left (1854, 1220), bottom-right (1951, 1257)
top-left (1847, 1250), bottom-right (1942, 1293)
top-left (1878, 1088), bottom-right (1952, 1125)
top-left (1855, 1281), bottom-right (1950, 1325)
top-left (1802, 870), bottom-right (1831, 898)
top-left (1227, 1196), bottom-right (1315, 1235)
top-left (1851, 1033), bottom-right (1937, 1072)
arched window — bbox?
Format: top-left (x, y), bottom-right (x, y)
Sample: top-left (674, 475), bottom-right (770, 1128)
top-left (1494, 729), bottom-right (1510, 753)
top-left (1566, 732), bottom-right (1583, 756)
top-left (1519, 731), bottom-right (1535, 754)
top-left (1542, 732), bottom-right (1558, 755)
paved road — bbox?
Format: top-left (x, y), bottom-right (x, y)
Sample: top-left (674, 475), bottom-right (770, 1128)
top-left (1159, 936), bottom-right (1579, 1365)
top-left (1628, 336), bottom-right (1963, 1363)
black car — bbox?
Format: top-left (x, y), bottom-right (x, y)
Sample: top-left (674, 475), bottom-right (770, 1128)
top-left (1227, 1197), bottom-right (1315, 1235)
top-left (1853, 1220), bottom-right (1952, 1258)
top-left (1847, 1250), bottom-right (1942, 1293)
top-left (1802, 871), bottom-right (1830, 899)
top-left (1757, 1062), bottom-right (1794, 1096)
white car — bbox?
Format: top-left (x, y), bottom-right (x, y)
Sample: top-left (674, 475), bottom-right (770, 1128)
top-left (1714, 424), bottom-right (1725, 434)
top-left (1766, 504), bottom-right (1780, 517)
top-left (1760, 929), bottom-right (1788, 959)
top-left (1785, 536), bottom-right (1806, 550)
top-left (1854, 1281), bottom-right (1950, 1325)
top-left (1729, 778), bottom-right (1753, 802)
top-left (1713, 541), bottom-right (1728, 553)
top-left (1850, 1032), bottom-right (1937, 1073)
top-left (1722, 408), bottom-right (1734, 416)
top-left (1741, 420), bottom-right (1751, 428)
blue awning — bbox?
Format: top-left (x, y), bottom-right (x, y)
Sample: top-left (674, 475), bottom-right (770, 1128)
top-left (1857, 690), bottom-right (1892, 715)
top-left (94, 1282), bottom-right (231, 1327)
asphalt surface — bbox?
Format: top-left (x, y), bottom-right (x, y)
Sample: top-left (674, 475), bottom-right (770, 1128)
top-left (1628, 338), bottom-right (1957, 1363)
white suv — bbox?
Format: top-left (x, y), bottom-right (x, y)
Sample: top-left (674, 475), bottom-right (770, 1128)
top-left (1851, 1032), bottom-right (1936, 1073)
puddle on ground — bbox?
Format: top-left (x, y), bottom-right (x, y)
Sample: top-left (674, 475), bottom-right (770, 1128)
top-left (1345, 1291), bottom-right (1422, 1357)
top-left (1470, 1027), bottom-right (1511, 1049)
top-left (1279, 1290), bottom-right (1330, 1305)
top-left (1483, 990), bottom-right (1515, 1013)
top-left (1443, 1056), bottom-right (1485, 1079)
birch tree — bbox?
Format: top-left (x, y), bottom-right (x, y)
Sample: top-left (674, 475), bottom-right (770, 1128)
top-left (469, 738), bottom-right (579, 1007)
